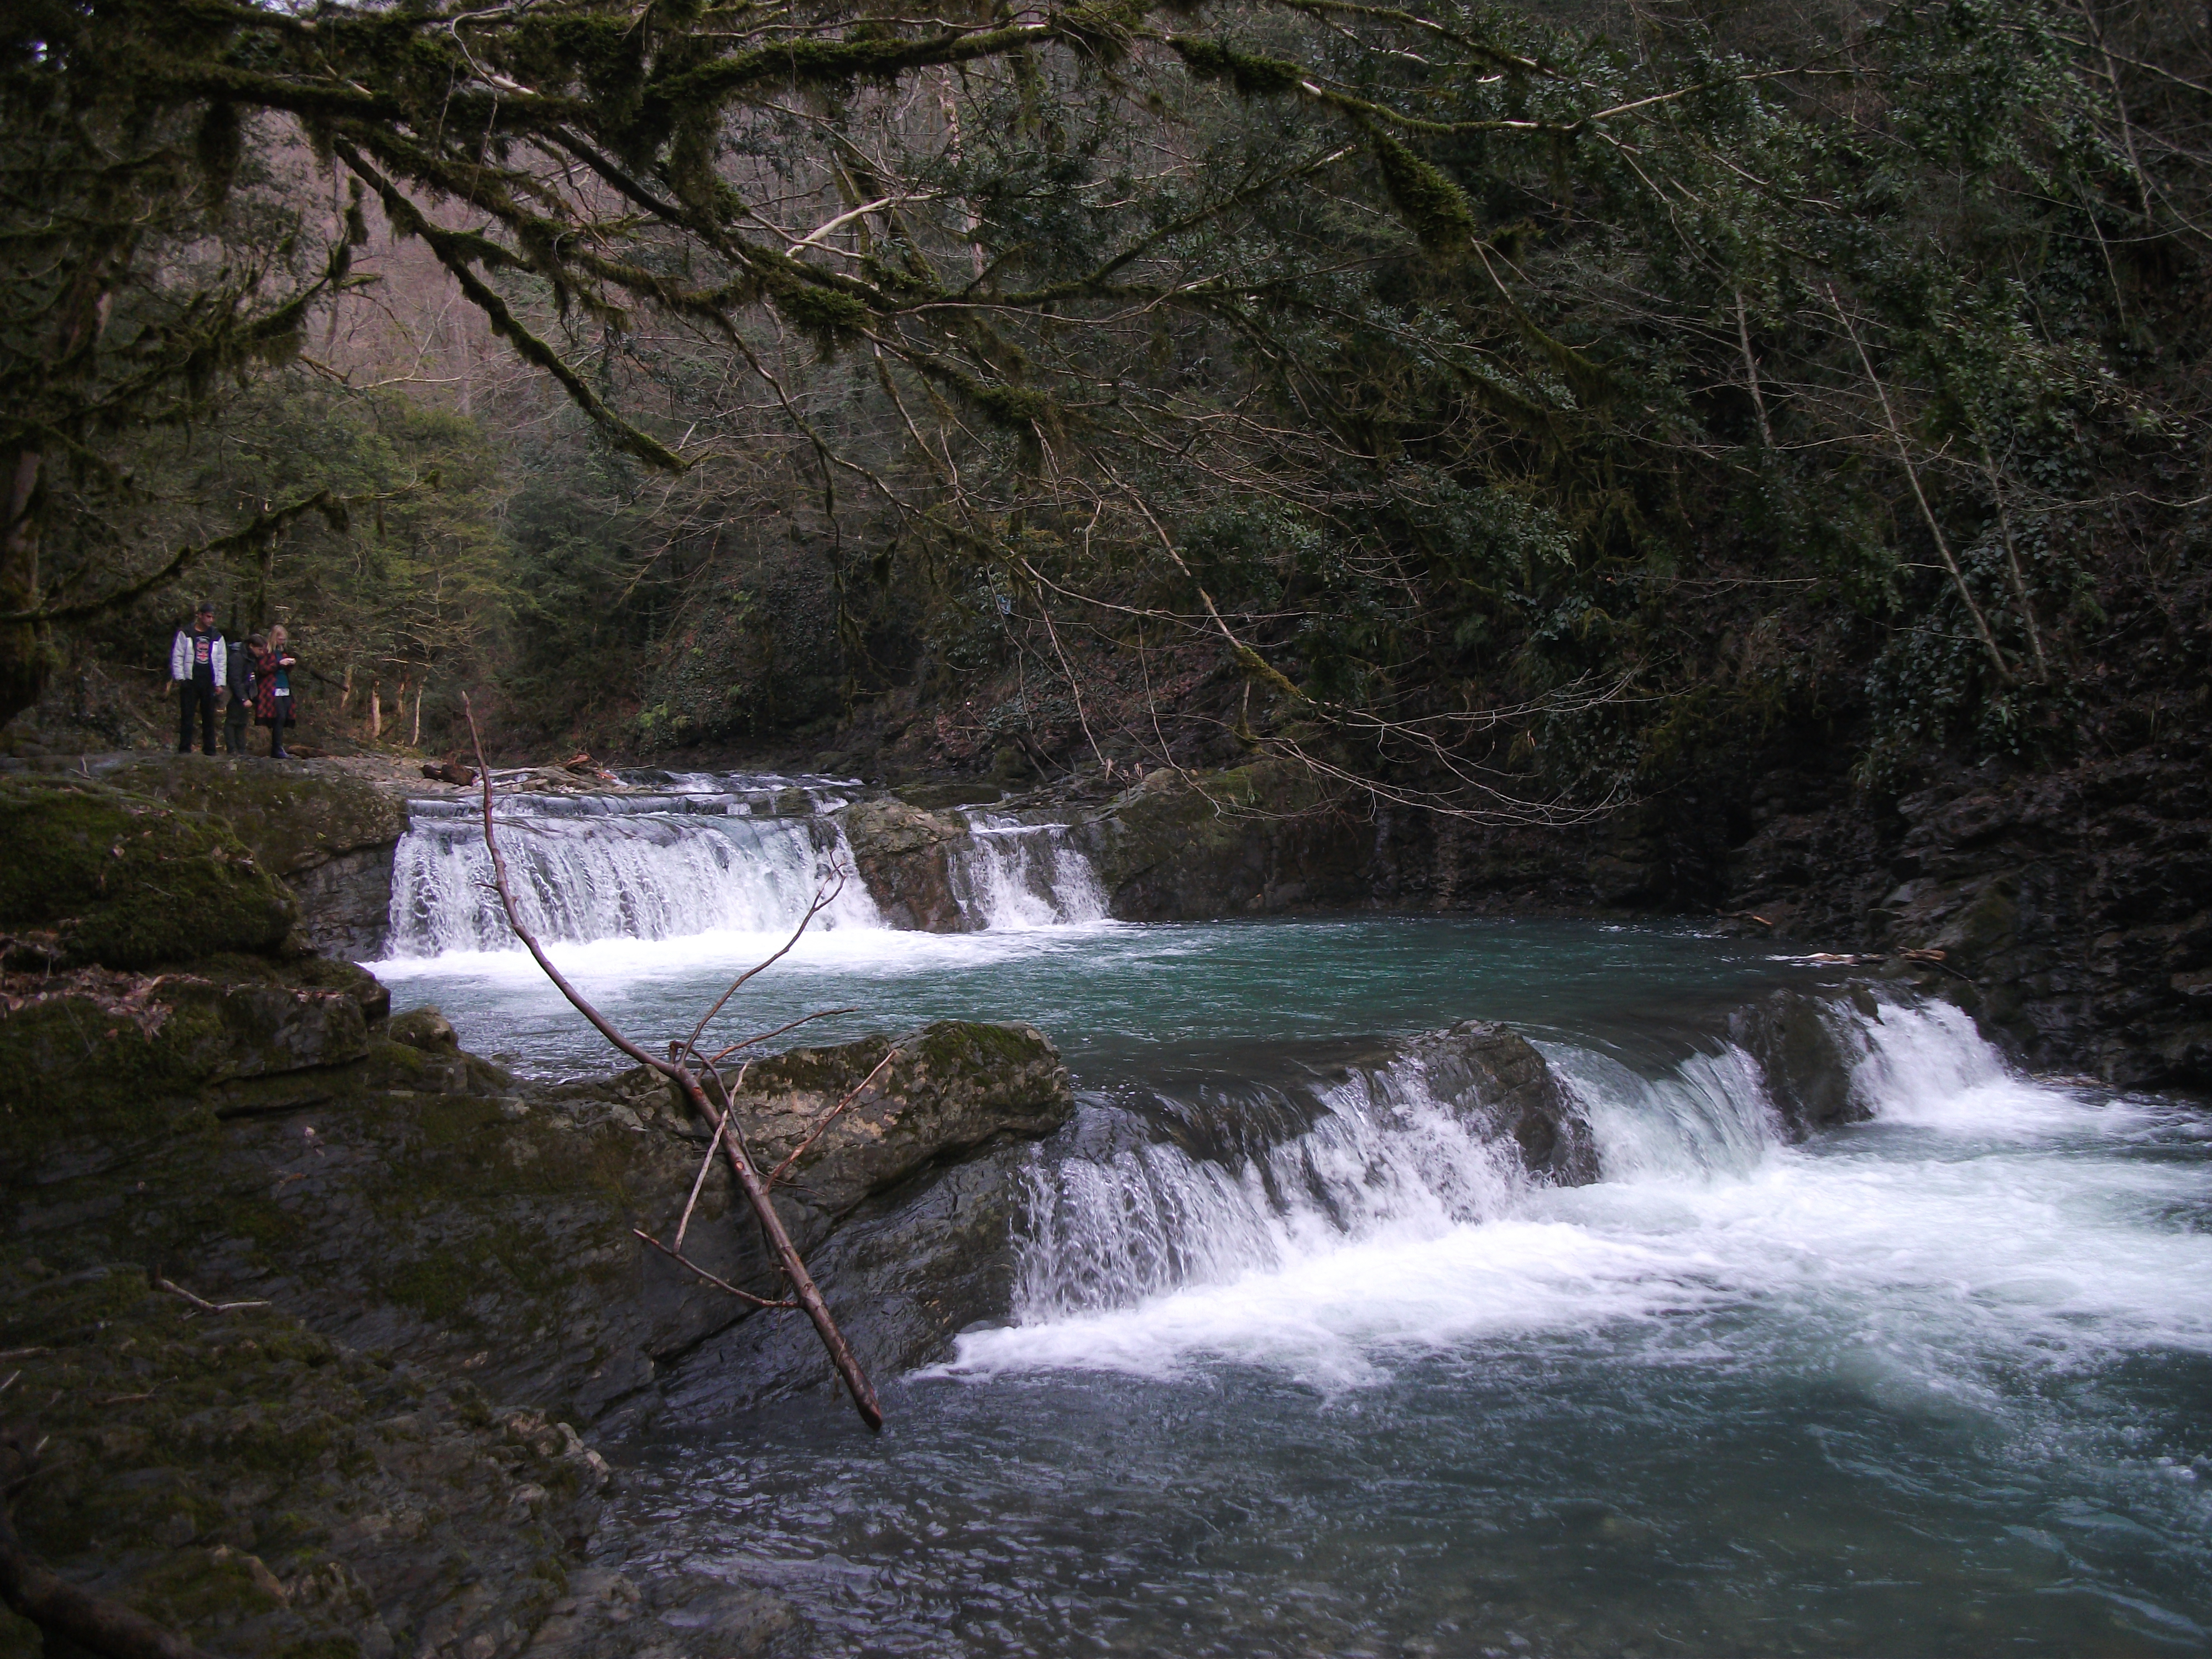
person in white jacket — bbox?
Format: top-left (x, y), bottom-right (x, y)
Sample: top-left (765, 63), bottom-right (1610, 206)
top-left (168, 601), bottom-right (227, 755)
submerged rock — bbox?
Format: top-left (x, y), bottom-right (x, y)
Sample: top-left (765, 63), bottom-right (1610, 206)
top-left (1394, 1019), bottom-right (1599, 1185)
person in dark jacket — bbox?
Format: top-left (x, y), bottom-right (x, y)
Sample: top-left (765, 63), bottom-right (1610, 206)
top-left (252, 625), bottom-right (298, 758)
top-left (168, 601), bottom-right (226, 755)
top-left (225, 632), bottom-right (262, 753)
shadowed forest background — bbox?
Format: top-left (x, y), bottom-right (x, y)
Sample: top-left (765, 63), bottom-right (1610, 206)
top-left (4, 0), bottom-right (2206, 826)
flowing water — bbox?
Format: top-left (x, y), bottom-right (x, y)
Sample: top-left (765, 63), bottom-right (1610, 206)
top-left (369, 779), bottom-right (2212, 1656)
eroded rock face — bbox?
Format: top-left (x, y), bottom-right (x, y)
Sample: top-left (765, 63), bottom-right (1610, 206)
top-left (841, 797), bottom-right (971, 930)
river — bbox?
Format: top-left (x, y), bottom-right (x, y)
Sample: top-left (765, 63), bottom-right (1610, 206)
top-left (370, 774), bottom-right (2212, 1656)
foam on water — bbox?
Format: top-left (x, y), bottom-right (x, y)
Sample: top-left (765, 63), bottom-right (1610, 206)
top-left (942, 1001), bottom-right (2212, 1402)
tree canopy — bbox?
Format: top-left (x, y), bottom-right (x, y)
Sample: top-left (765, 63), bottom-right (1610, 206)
top-left (3, 2), bottom-right (2204, 811)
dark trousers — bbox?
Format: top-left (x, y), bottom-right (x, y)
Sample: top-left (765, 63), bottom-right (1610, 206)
top-left (263, 707), bottom-right (291, 755)
top-left (177, 680), bottom-right (217, 754)
top-left (223, 699), bottom-right (249, 754)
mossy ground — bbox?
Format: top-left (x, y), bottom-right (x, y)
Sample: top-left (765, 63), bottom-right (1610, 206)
top-left (96, 756), bottom-right (404, 878)
top-left (0, 1257), bottom-right (600, 1659)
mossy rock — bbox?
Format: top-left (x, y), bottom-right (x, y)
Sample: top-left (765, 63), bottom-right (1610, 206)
top-left (0, 968), bottom-right (371, 1169)
top-left (0, 775), bottom-right (296, 969)
top-left (99, 755), bottom-right (405, 878)
top-left (0, 1255), bottom-right (643, 1659)
top-left (718, 1019), bottom-right (1073, 1228)
top-left (387, 1004), bottom-right (457, 1052)
top-left (1080, 757), bottom-right (1368, 920)
top-left (892, 781), bottom-right (1001, 810)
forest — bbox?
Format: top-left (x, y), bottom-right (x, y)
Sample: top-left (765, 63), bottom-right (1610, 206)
top-left (6, 0), bottom-right (2204, 823)
top-left (8, 9), bottom-right (2212, 1657)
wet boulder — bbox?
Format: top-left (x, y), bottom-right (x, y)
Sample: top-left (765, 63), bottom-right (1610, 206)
top-left (1728, 987), bottom-right (1877, 1140)
top-left (841, 797), bottom-right (972, 931)
top-left (387, 1004), bottom-right (458, 1052)
top-left (710, 1020), bottom-right (1075, 1246)
top-left (1395, 1019), bottom-right (1599, 1185)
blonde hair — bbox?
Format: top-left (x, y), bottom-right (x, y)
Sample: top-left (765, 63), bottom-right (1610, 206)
top-left (268, 625), bottom-right (289, 647)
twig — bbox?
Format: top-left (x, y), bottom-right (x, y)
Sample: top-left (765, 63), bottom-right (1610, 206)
top-left (766, 1047), bottom-right (901, 1190)
top-left (463, 698), bottom-right (883, 1431)
top-left (672, 1061), bottom-right (747, 1253)
top-left (675, 877), bottom-right (846, 1068)
top-left (154, 1278), bottom-right (269, 1314)
top-left (1827, 286), bottom-right (2013, 686)
top-left (704, 1008), bottom-right (857, 1065)
top-left (631, 1229), bottom-right (798, 1309)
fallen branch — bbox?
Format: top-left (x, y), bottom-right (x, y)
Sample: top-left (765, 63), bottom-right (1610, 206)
top-left (153, 1279), bottom-right (268, 1315)
top-left (631, 1229), bottom-right (798, 1309)
top-left (705, 1007), bottom-right (857, 1065)
top-left (672, 1062), bottom-right (747, 1253)
top-left (463, 698), bottom-right (883, 1431)
top-left (676, 884), bottom-right (846, 1068)
top-left (766, 1046), bottom-right (901, 1190)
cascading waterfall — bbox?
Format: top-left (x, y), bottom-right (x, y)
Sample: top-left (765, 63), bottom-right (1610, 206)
top-left (946, 813), bottom-right (1109, 930)
top-left (380, 775), bottom-right (1113, 956)
top-left (1006, 995), bottom-right (1984, 1326)
top-left (383, 775), bottom-right (884, 956)
top-left (1018, 1056), bottom-right (1532, 1319)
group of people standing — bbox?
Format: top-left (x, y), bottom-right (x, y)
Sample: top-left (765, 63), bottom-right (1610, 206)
top-left (169, 601), bottom-right (299, 758)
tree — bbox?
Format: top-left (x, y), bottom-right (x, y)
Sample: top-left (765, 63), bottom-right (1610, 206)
top-left (4, 2), bottom-right (2203, 811)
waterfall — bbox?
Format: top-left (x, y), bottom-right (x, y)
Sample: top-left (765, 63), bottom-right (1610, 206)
top-left (1007, 994), bottom-right (2007, 1324)
top-left (1015, 1050), bottom-right (1540, 1319)
top-left (383, 775), bottom-right (883, 956)
top-left (381, 776), bottom-right (1113, 956)
top-left (946, 814), bottom-right (1109, 930)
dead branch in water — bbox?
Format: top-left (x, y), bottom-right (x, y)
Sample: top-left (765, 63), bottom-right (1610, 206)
top-left (462, 699), bottom-right (884, 1431)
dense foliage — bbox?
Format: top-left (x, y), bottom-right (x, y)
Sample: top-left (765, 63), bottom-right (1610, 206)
top-left (2, 2), bottom-right (2204, 812)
